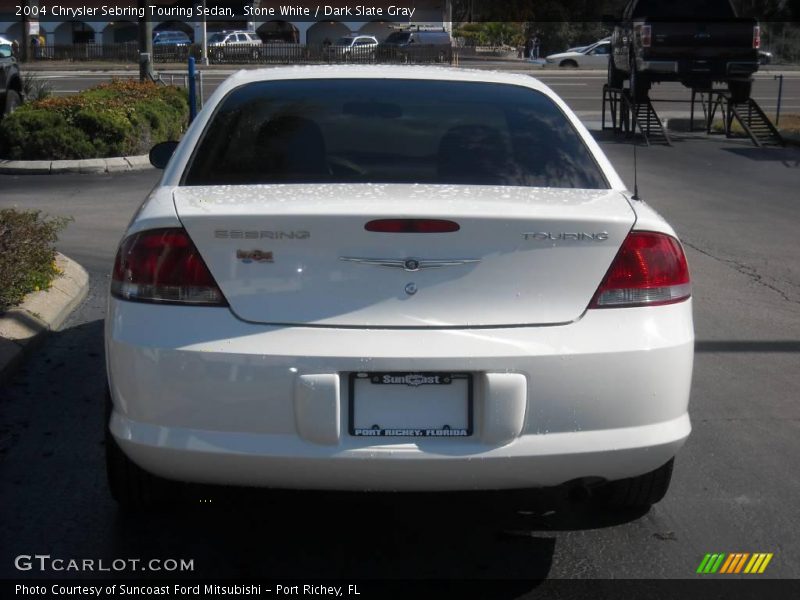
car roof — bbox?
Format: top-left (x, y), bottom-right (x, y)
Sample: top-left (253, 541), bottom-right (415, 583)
top-left (219, 66), bottom-right (555, 97)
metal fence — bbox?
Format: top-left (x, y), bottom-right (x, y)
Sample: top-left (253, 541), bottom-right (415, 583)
top-left (28, 43), bottom-right (455, 65)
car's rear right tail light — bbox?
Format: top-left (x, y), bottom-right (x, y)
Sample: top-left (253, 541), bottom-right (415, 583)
top-left (753, 25), bottom-right (761, 49)
top-left (111, 228), bottom-right (227, 306)
top-left (640, 25), bottom-right (652, 48)
top-left (590, 231), bottom-right (690, 309)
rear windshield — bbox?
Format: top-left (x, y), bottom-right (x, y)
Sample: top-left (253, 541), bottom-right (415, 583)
top-left (632, 0), bottom-right (736, 18)
top-left (182, 79), bottom-right (608, 189)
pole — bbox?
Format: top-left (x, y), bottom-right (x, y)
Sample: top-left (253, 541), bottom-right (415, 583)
top-left (774, 74), bottom-right (783, 127)
top-left (138, 0), bottom-right (153, 81)
top-left (20, 0), bottom-right (30, 62)
top-left (201, 0), bottom-right (209, 65)
top-left (188, 57), bottom-right (197, 123)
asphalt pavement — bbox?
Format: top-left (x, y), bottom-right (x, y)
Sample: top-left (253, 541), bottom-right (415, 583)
top-left (1, 127), bottom-right (798, 588)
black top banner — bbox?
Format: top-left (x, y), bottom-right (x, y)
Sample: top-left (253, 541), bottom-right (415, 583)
top-left (1, 1), bottom-right (798, 24)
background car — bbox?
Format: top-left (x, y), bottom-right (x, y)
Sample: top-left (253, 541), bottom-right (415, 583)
top-left (325, 34), bottom-right (378, 62)
top-left (546, 39), bottom-right (611, 68)
top-left (0, 36), bottom-right (22, 116)
top-left (208, 31), bottom-right (263, 61)
top-left (152, 30), bottom-right (191, 46)
top-left (107, 67), bottom-right (693, 511)
top-left (378, 29), bottom-right (453, 62)
top-left (607, 0), bottom-right (759, 102)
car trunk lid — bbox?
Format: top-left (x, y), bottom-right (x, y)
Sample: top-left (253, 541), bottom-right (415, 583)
top-left (174, 184), bottom-right (635, 327)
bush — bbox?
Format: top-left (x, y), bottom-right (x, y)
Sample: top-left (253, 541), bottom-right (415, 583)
top-left (0, 209), bottom-right (71, 312)
top-left (0, 80), bottom-right (188, 160)
top-left (22, 72), bottom-right (53, 102)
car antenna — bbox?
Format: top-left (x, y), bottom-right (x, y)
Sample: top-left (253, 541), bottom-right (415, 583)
top-left (631, 108), bottom-right (641, 200)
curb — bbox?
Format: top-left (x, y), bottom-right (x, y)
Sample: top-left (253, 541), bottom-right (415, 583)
top-left (0, 253), bottom-right (89, 384)
top-left (0, 155), bottom-right (152, 175)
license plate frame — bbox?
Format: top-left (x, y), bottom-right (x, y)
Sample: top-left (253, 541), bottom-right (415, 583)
top-left (348, 372), bottom-right (473, 438)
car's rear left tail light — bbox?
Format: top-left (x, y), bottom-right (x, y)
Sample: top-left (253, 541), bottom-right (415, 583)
top-left (590, 231), bottom-right (690, 308)
top-left (753, 25), bottom-right (761, 49)
top-left (640, 25), bottom-right (652, 48)
top-left (111, 228), bottom-right (227, 306)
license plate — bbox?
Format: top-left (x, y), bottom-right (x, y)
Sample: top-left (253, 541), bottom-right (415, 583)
top-left (349, 372), bottom-right (473, 438)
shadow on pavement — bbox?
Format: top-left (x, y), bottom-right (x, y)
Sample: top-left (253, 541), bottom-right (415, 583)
top-left (722, 146), bottom-right (800, 166)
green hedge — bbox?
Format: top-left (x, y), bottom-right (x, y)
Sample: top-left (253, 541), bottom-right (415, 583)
top-left (0, 80), bottom-right (188, 160)
top-left (0, 209), bottom-right (71, 311)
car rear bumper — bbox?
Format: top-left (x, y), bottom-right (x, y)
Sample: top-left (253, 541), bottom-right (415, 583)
top-left (106, 299), bottom-right (694, 491)
top-left (111, 412), bottom-right (689, 491)
top-left (638, 58), bottom-right (758, 80)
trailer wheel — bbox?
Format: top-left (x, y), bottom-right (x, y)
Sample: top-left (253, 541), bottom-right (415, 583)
top-left (729, 80), bottom-right (752, 104)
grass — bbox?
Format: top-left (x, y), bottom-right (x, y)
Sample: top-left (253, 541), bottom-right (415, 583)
top-left (711, 112), bottom-right (800, 138)
top-left (0, 210), bottom-right (71, 312)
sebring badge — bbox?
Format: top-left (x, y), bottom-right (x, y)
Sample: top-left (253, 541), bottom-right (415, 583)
top-left (236, 250), bottom-right (274, 263)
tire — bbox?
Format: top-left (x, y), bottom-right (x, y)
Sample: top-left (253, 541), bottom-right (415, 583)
top-left (630, 62), bottom-right (650, 102)
top-left (607, 55), bottom-right (624, 89)
top-left (3, 89), bottom-right (21, 116)
top-left (105, 389), bottom-right (180, 509)
top-left (597, 458), bottom-right (675, 510)
top-left (729, 80), bottom-right (752, 104)
top-left (559, 59), bottom-right (578, 69)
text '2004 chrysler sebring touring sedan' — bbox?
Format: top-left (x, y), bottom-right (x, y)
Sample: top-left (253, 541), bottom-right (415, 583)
top-left (105, 66), bottom-right (693, 509)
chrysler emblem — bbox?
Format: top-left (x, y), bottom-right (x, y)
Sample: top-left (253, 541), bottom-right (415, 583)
top-left (340, 257), bottom-right (481, 271)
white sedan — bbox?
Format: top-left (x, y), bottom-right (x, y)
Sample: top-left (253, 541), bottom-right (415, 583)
top-left (106, 66), bottom-right (693, 509)
top-left (546, 40), bottom-right (611, 68)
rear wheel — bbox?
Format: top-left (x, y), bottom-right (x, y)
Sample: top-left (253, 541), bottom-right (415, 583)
top-left (629, 63), bottom-right (651, 102)
top-left (596, 458), bottom-right (675, 510)
top-left (105, 389), bottom-right (180, 509)
top-left (607, 55), bottom-right (624, 89)
top-left (728, 80), bottom-right (753, 104)
top-left (3, 89), bottom-right (21, 116)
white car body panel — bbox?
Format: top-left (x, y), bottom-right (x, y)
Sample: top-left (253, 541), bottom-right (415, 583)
top-left (107, 66), bottom-right (693, 492)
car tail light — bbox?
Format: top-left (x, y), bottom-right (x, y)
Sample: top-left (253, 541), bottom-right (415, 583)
top-left (365, 219), bottom-right (460, 233)
top-left (753, 25), bottom-right (761, 49)
top-left (111, 228), bottom-right (227, 306)
top-left (590, 231), bottom-right (690, 309)
top-left (640, 25), bottom-right (652, 48)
